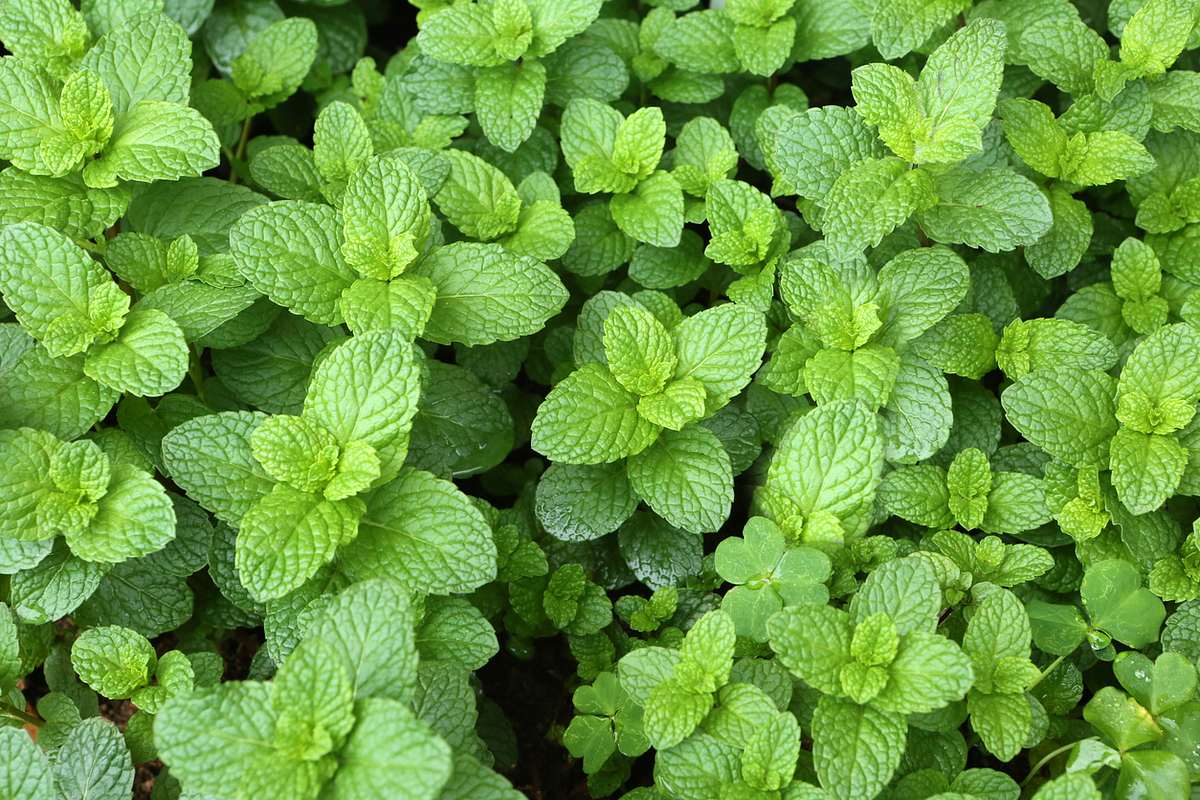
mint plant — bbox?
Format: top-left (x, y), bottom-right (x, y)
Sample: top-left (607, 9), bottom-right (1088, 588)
top-left (3, 1), bottom-right (1200, 799)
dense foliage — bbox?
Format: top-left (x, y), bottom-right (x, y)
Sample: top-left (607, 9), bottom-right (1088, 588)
top-left (4, 0), bottom-right (1200, 798)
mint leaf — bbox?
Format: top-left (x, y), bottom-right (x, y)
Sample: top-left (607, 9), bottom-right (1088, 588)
top-left (811, 695), bottom-right (905, 800)
top-left (0, 728), bottom-right (54, 800)
top-left (412, 242), bottom-right (568, 346)
top-left (626, 425), bottom-right (733, 534)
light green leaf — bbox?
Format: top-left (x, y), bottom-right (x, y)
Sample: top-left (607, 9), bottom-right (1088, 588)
top-left (80, 11), bottom-right (190, 115)
top-left (230, 200), bottom-right (356, 325)
top-left (83, 101), bottom-right (220, 188)
top-left (303, 330), bottom-right (421, 478)
top-left (161, 410), bottom-right (275, 526)
top-left (918, 166), bottom-right (1053, 253)
top-left (475, 60), bottom-right (546, 153)
top-left (532, 363), bottom-right (661, 464)
top-left (67, 462), bottom-right (175, 563)
top-left (82, 308), bottom-right (187, 396)
top-left (766, 400), bottom-right (883, 537)
top-left (342, 468), bottom-right (497, 595)
top-left (71, 625), bottom-right (155, 698)
top-left (329, 698), bottom-right (452, 800)
top-left (1082, 559), bottom-right (1167, 647)
top-left (627, 425), bottom-right (733, 534)
top-left (235, 484), bottom-right (362, 602)
top-left (0, 728), bottom-right (54, 800)
top-left (810, 695), bottom-right (905, 800)
top-left (411, 242), bottom-right (568, 346)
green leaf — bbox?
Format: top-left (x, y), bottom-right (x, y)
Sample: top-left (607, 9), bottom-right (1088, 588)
top-left (856, 20), bottom-right (1005, 164)
top-left (0, 728), bottom-right (54, 800)
top-left (851, 557), bottom-right (942, 635)
top-left (303, 578), bottom-right (418, 702)
top-left (768, 604), bottom-right (853, 695)
top-left (655, 11), bottom-right (738, 75)
top-left (627, 424), bottom-right (733, 534)
top-left (0, 427), bottom-right (57, 541)
top-left (0, 0), bottom-right (88, 78)
top-left (416, 4), bottom-right (506, 67)
top-left (996, 318), bottom-right (1118, 382)
top-left (80, 11), bottom-right (191, 115)
top-left (610, 171), bottom-right (684, 248)
top-left (313, 101), bottom-right (373, 198)
top-left (156, 682), bottom-right (282, 797)
top-left (230, 200), bottom-right (356, 325)
top-left (249, 414), bottom-right (341, 494)
top-left (1001, 369), bottom-right (1118, 468)
top-left (871, 0), bottom-right (969, 59)
top-left (1114, 651), bottom-right (1198, 715)
top-left (643, 680), bottom-right (713, 749)
top-left (1110, 428), bottom-right (1187, 514)
top-left (52, 717), bottom-right (133, 800)
top-left (329, 698), bottom-right (453, 800)
top-left (918, 166), bottom-right (1053, 253)
top-left (804, 345), bottom-right (901, 410)
top-left (968, 689), bottom-right (1033, 762)
top-left (822, 157), bottom-right (934, 258)
top-left (412, 242), bottom-right (568, 346)
top-left (9, 540), bottom-right (106, 624)
top-left (963, 588), bottom-right (1032, 665)
top-left (67, 462), bottom-right (175, 563)
top-left (161, 411), bottom-right (274, 526)
top-left (792, 0), bottom-right (871, 61)
top-left (342, 468), bottom-right (497, 595)
top-left (1031, 774), bottom-right (1101, 800)
top-left (810, 695), bottom-right (905, 800)
top-left (563, 714), bottom-right (616, 774)
top-left (604, 302), bottom-right (676, 397)
top-left (1081, 559), bottom-right (1166, 647)
top-left (1118, 0), bottom-right (1199, 78)
top-left (273, 636), bottom-right (355, 760)
top-left (341, 154), bottom-right (431, 281)
top-left (766, 400), bottom-right (884, 538)
top-left (1120, 323), bottom-right (1200, 406)
top-left (415, 597), bottom-right (499, 671)
top-left (1026, 185), bottom-right (1093, 279)
top-left (769, 106), bottom-right (885, 204)
top-left (740, 711), bottom-right (800, 790)
top-left (535, 462), bottom-right (638, 542)
top-left (231, 18), bottom-right (317, 108)
top-left (0, 347), bottom-right (118, 439)
top-left (236, 484), bottom-right (362, 602)
top-left (83, 308), bottom-right (188, 396)
top-left (532, 364), bottom-right (661, 465)
top-left (1116, 749), bottom-right (1190, 800)
top-left (874, 631), bottom-right (973, 714)
top-left (475, 60), bottom-right (546, 153)
top-left (71, 625), bottom-right (155, 698)
top-left (302, 330), bottom-right (421, 479)
top-left (339, 277), bottom-right (435, 339)
top-left (672, 303), bottom-right (767, 412)
top-left (434, 149), bottom-right (521, 242)
top-left (1083, 686), bottom-right (1163, 751)
top-left (0, 221), bottom-right (110, 357)
top-left (874, 246), bottom-right (971, 348)
top-left (1018, 15), bottom-right (1107, 95)
top-left (84, 101), bottom-right (220, 188)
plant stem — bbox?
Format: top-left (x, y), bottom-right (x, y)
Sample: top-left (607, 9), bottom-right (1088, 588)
top-left (0, 701), bottom-right (42, 728)
top-left (227, 118), bottom-right (253, 185)
top-left (1020, 740), bottom-right (1077, 788)
top-left (1028, 654), bottom-right (1067, 690)
top-left (189, 346), bottom-right (207, 403)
